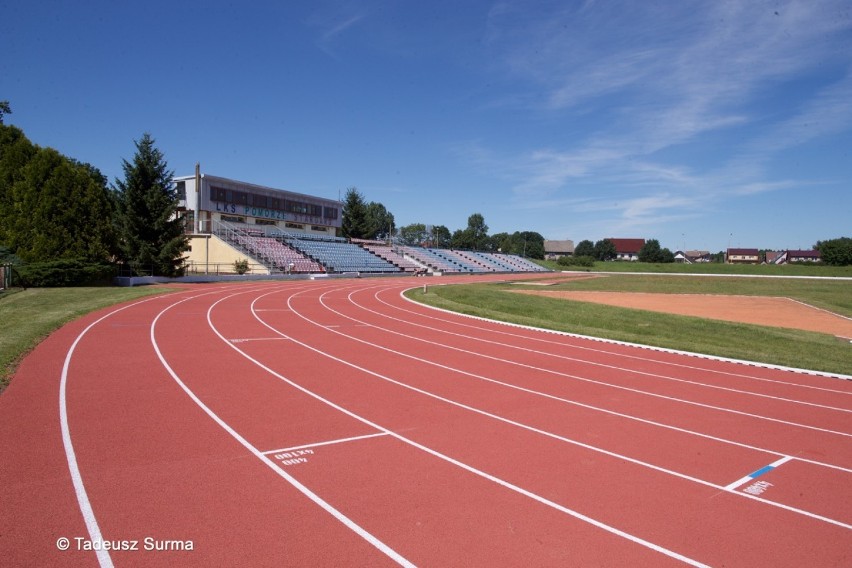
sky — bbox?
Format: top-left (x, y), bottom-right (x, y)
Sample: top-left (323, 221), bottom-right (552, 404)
top-left (2, 0), bottom-right (851, 252)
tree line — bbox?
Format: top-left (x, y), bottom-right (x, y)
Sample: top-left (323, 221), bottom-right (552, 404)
top-left (1, 110), bottom-right (187, 284)
top-left (340, 187), bottom-right (545, 259)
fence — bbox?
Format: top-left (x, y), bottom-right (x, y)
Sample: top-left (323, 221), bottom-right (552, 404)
top-left (1, 264), bottom-right (8, 289)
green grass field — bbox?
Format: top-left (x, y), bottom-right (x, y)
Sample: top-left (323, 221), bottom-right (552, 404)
top-left (0, 286), bottom-right (173, 392)
top-left (406, 274), bottom-right (852, 376)
top-left (538, 259), bottom-right (852, 277)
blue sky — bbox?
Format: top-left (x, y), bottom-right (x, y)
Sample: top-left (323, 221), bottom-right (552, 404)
top-left (3, 1), bottom-right (850, 252)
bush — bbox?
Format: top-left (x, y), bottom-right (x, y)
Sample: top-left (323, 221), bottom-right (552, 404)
top-left (15, 259), bottom-right (117, 287)
top-left (557, 255), bottom-right (596, 267)
top-left (234, 258), bottom-right (249, 275)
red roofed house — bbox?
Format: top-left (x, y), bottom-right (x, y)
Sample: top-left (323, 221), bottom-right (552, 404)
top-left (609, 238), bottom-right (645, 261)
top-left (726, 248), bottom-right (760, 264)
top-left (786, 249), bottom-right (822, 263)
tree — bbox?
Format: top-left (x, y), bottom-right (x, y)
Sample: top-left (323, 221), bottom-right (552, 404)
top-left (574, 240), bottom-right (595, 258)
top-left (399, 223), bottom-right (428, 246)
top-left (365, 201), bottom-right (394, 240)
top-left (0, 101), bottom-right (10, 124)
top-left (450, 228), bottom-right (472, 249)
top-left (638, 239), bottom-right (665, 262)
top-left (515, 231), bottom-right (545, 259)
top-left (113, 133), bottom-right (188, 276)
top-left (341, 187), bottom-right (372, 239)
top-left (432, 225), bottom-right (451, 248)
top-left (1, 124), bottom-right (116, 263)
top-left (593, 239), bottom-right (617, 261)
top-left (466, 213), bottom-right (489, 250)
top-left (816, 237), bottom-right (852, 266)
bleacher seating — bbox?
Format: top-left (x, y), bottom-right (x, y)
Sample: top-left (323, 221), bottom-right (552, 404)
top-left (213, 220), bottom-right (549, 275)
top-left (361, 243), bottom-right (419, 272)
top-left (285, 236), bottom-right (400, 273)
top-left (216, 223), bottom-right (323, 273)
top-left (401, 247), bottom-right (467, 272)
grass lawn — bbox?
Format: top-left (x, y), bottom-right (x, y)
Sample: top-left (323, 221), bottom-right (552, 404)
top-left (0, 286), bottom-right (174, 392)
top-left (537, 259), bottom-right (852, 278)
top-left (406, 275), bottom-right (852, 377)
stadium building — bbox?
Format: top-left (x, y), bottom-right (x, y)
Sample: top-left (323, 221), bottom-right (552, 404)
top-left (175, 171), bottom-right (343, 274)
top-left (175, 170), bottom-right (548, 276)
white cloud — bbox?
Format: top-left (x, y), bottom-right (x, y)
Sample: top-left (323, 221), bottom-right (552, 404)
top-left (467, 1), bottom-right (852, 238)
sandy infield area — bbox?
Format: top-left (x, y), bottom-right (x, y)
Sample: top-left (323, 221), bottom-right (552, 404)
top-left (514, 290), bottom-right (852, 339)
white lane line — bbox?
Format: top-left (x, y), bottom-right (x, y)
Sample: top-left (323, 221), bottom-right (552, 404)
top-left (389, 287), bottom-right (852, 386)
top-left (61, 306), bottom-right (141, 568)
top-left (263, 432), bottom-right (390, 455)
top-left (151, 292), bottom-right (416, 568)
top-left (271, 286), bottom-right (852, 530)
top-left (229, 337), bottom-right (290, 343)
top-left (725, 456), bottom-right (797, 491)
top-left (222, 291), bottom-right (712, 567)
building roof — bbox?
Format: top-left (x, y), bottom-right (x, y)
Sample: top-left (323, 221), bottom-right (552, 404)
top-left (544, 240), bottom-right (575, 253)
top-left (727, 248), bottom-right (759, 256)
top-left (608, 238), bottom-right (645, 254)
top-left (787, 249), bottom-right (821, 258)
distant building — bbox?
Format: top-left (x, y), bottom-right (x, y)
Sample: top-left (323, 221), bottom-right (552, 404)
top-left (726, 248), bottom-right (760, 264)
top-left (786, 249), bottom-right (822, 263)
top-left (608, 238), bottom-right (645, 261)
top-left (675, 250), bottom-right (712, 264)
top-left (765, 251), bottom-right (784, 264)
top-left (544, 240), bottom-right (574, 260)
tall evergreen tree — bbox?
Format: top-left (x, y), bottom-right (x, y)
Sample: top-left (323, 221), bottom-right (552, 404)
top-left (113, 133), bottom-right (188, 276)
top-left (341, 187), bottom-right (372, 239)
top-left (365, 201), bottom-right (394, 240)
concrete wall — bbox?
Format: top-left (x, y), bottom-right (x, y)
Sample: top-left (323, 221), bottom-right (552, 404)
top-left (184, 234), bottom-right (270, 275)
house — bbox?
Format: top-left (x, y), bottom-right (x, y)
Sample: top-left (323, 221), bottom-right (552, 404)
top-left (544, 240), bottom-right (574, 260)
top-left (765, 251), bottom-right (784, 264)
top-left (608, 238), bottom-right (645, 261)
top-left (675, 250), bottom-right (712, 264)
top-left (726, 248), bottom-right (760, 264)
top-left (786, 249), bottom-right (822, 263)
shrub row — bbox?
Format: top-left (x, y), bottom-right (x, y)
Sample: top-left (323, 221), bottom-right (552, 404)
top-left (14, 259), bottom-right (117, 287)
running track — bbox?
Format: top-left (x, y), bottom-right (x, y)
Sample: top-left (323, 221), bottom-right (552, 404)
top-left (1, 275), bottom-right (850, 566)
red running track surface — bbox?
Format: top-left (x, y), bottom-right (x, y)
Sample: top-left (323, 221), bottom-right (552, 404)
top-left (1, 276), bottom-right (850, 567)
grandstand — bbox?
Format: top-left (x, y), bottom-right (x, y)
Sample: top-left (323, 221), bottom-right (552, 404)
top-left (205, 221), bottom-right (550, 275)
top-left (176, 172), bottom-right (549, 276)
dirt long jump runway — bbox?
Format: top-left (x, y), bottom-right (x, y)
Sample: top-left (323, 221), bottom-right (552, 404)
top-left (514, 290), bottom-right (852, 339)
top-left (1, 276), bottom-right (851, 567)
